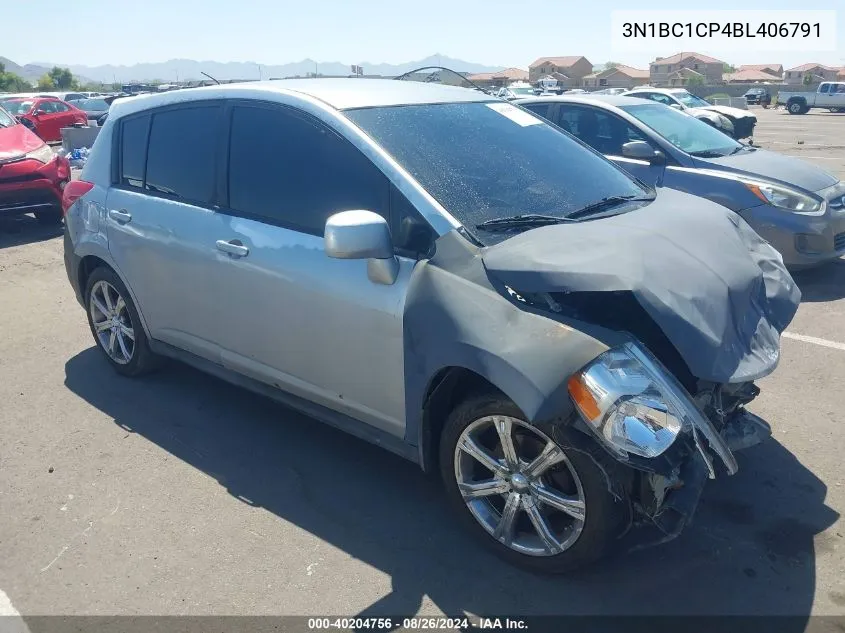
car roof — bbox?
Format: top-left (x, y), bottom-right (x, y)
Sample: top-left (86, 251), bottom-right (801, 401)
top-left (626, 87), bottom-right (685, 94)
top-left (515, 94), bottom-right (648, 108)
top-left (108, 78), bottom-right (492, 118)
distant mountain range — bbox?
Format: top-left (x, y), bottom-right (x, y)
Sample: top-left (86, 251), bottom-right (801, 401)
top-left (3, 54), bottom-right (504, 84)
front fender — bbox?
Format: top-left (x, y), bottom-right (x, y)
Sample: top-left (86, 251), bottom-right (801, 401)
top-left (402, 231), bottom-right (628, 447)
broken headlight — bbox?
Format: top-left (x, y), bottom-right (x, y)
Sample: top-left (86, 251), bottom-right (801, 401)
top-left (743, 180), bottom-right (822, 214)
top-left (567, 342), bottom-right (689, 459)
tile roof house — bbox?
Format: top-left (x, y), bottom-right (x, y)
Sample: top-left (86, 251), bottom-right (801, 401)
top-left (650, 52), bottom-right (725, 86)
top-left (466, 67), bottom-right (529, 88)
top-left (784, 63), bottom-right (840, 85)
top-left (724, 69), bottom-right (782, 83)
top-left (528, 56), bottom-right (593, 86)
top-left (582, 64), bottom-right (649, 88)
top-left (738, 64), bottom-right (783, 78)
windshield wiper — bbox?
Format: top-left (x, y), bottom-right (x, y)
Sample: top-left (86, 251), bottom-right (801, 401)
top-left (566, 195), bottom-right (653, 219)
top-left (475, 214), bottom-right (579, 231)
top-left (729, 145), bottom-right (752, 155)
top-left (689, 150), bottom-right (727, 158)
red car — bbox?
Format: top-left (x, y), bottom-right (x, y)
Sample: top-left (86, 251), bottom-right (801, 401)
top-left (1, 97), bottom-right (88, 143)
top-left (0, 104), bottom-right (71, 224)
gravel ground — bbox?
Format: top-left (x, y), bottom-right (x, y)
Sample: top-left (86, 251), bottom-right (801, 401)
top-left (0, 108), bottom-right (844, 624)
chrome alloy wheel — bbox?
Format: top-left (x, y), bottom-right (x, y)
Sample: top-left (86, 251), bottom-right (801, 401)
top-left (89, 280), bottom-right (135, 365)
top-left (454, 416), bottom-right (586, 556)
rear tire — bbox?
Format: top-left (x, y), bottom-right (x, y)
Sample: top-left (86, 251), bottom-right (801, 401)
top-left (34, 206), bottom-right (63, 225)
top-left (788, 101), bottom-right (806, 115)
top-left (439, 390), bottom-right (628, 573)
top-left (84, 266), bottom-right (161, 377)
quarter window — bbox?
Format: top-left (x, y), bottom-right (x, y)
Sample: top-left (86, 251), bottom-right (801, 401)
top-left (120, 115), bottom-right (150, 188)
top-left (226, 105), bottom-right (389, 235)
top-left (145, 106), bottom-right (220, 203)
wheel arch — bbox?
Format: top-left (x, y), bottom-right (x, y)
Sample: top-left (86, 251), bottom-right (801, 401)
top-left (76, 252), bottom-right (153, 340)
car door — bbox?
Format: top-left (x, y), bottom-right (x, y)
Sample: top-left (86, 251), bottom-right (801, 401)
top-left (105, 103), bottom-right (229, 361)
top-left (832, 83), bottom-right (845, 109)
top-left (33, 101), bottom-right (62, 141)
top-left (51, 101), bottom-right (80, 132)
top-left (555, 104), bottom-right (666, 186)
top-left (211, 102), bottom-right (419, 438)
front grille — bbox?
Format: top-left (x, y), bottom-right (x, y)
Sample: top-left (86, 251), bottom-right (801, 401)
top-left (835, 232), bottom-right (845, 251)
top-left (0, 188), bottom-right (59, 213)
top-left (734, 118), bottom-right (756, 139)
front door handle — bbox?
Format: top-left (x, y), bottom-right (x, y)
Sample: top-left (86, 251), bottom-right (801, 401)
top-left (108, 209), bottom-right (132, 223)
top-left (216, 239), bottom-right (249, 258)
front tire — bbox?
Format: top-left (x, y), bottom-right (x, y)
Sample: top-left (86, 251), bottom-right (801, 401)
top-left (84, 266), bottom-right (160, 377)
top-left (439, 391), bottom-right (627, 573)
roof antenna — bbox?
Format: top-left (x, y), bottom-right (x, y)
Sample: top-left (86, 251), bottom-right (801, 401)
top-left (201, 72), bottom-right (221, 85)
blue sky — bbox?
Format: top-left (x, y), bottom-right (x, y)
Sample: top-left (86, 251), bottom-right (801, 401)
top-left (6, 0), bottom-right (843, 69)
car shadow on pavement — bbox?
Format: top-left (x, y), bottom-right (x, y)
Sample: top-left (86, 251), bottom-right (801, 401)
top-left (791, 259), bottom-right (845, 302)
top-left (64, 349), bottom-right (839, 626)
top-left (0, 215), bottom-right (63, 249)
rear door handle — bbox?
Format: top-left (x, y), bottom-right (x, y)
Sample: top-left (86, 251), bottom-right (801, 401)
top-left (216, 239), bottom-right (249, 258)
top-left (108, 209), bottom-right (132, 223)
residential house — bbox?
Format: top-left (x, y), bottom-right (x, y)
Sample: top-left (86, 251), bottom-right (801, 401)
top-left (838, 67), bottom-right (845, 81)
top-left (724, 69), bottom-right (781, 84)
top-left (738, 64), bottom-right (783, 79)
top-left (649, 52), bottom-right (725, 86)
top-left (528, 56), bottom-right (593, 87)
top-left (466, 67), bottom-right (529, 89)
top-left (784, 63), bottom-right (839, 85)
top-left (582, 64), bottom-right (649, 88)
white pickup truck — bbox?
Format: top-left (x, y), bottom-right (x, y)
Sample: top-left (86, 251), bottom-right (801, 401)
top-left (777, 81), bottom-right (845, 114)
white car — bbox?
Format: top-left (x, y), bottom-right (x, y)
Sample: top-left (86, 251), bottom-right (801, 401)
top-left (623, 88), bottom-right (756, 139)
top-left (497, 83), bottom-right (537, 100)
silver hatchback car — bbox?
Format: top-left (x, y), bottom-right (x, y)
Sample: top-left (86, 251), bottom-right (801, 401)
top-left (63, 79), bottom-right (799, 572)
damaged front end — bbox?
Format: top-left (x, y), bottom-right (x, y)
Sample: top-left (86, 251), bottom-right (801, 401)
top-left (480, 195), bottom-right (803, 547)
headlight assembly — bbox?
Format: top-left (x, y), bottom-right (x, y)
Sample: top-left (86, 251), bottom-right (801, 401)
top-left (743, 180), bottom-right (822, 213)
top-left (25, 144), bottom-right (55, 165)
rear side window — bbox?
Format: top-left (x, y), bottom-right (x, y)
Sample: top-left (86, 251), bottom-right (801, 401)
top-left (120, 115), bottom-right (149, 188)
top-left (522, 103), bottom-right (552, 120)
top-left (145, 106), bottom-right (221, 204)
top-left (226, 105), bottom-right (388, 234)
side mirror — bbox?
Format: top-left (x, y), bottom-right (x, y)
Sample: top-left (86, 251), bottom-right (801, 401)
top-left (669, 103), bottom-right (683, 111)
top-left (621, 140), bottom-right (664, 165)
top-left (324, 210), bottom-right (399, 285)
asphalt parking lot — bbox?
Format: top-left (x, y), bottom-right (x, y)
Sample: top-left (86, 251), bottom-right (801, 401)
top-left (0, 107), bottom-right (844, 626)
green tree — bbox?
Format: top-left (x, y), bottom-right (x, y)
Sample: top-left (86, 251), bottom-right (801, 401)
top-left (36, 73), bottom-right (55, 90)
top-left (36, 66), bottom-right (78, 90)
top-left (722, 63), bottom-right (736, 74)
top-left (803, 73), bottom-right (814, 85)
top-left (604, 61), bottom-right (620, 69)
top-left (0, 62), bottom-right (32, 92)
top-left (687, 74), bottom-right (705, 86)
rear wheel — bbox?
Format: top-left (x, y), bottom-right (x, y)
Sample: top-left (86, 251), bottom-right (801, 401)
top-left (84, 266), bottom-right (160, 377)
top-left (440, 391), bottom-right (627, 573)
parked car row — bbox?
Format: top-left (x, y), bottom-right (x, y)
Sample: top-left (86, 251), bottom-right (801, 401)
top-left (60, 79), bottom-right (817, 574)
top-left (517, 94), bottom-right (843, 268)
top-left (0, 96), bottom-right (89, 142)
top-left (0, 104), bottom-right (70, 223)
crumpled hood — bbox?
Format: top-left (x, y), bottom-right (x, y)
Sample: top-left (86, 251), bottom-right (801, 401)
top-left (693, 105), bottom-right (757, 120)
top-left (482, 188), bottom-right (801, 383)
top-left (697, 148), bottom-right (839, 193)
top-left (0, 123), bottom-right (44, 162)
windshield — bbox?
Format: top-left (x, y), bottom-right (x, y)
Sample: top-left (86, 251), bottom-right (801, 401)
top-left (74, 98), bottom-right (109, 111)
top-left (621, 103), bottom-right (742, 156)
top-left (509, 87), bottom-right (535, 95)
top-left (672, 91), bottom-right (711, 108)
top-left (346, 102), bottom-right (650, 245)
top-left (2, 100), bottom-right (34, 115)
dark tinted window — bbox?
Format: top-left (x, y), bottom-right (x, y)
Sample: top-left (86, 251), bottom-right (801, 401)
top-left (227, 105), bottom-right (388, 234)
top-left (522, 102), bottom-right (552, 119)
top-left (391, 187), bottom-right (435, 257)
top-left (557, 106), bottom-right (646, 155)
top-left (145, 106), bottom-right (220, 203)
top-left (120, 115), bottom-right (149, 188)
